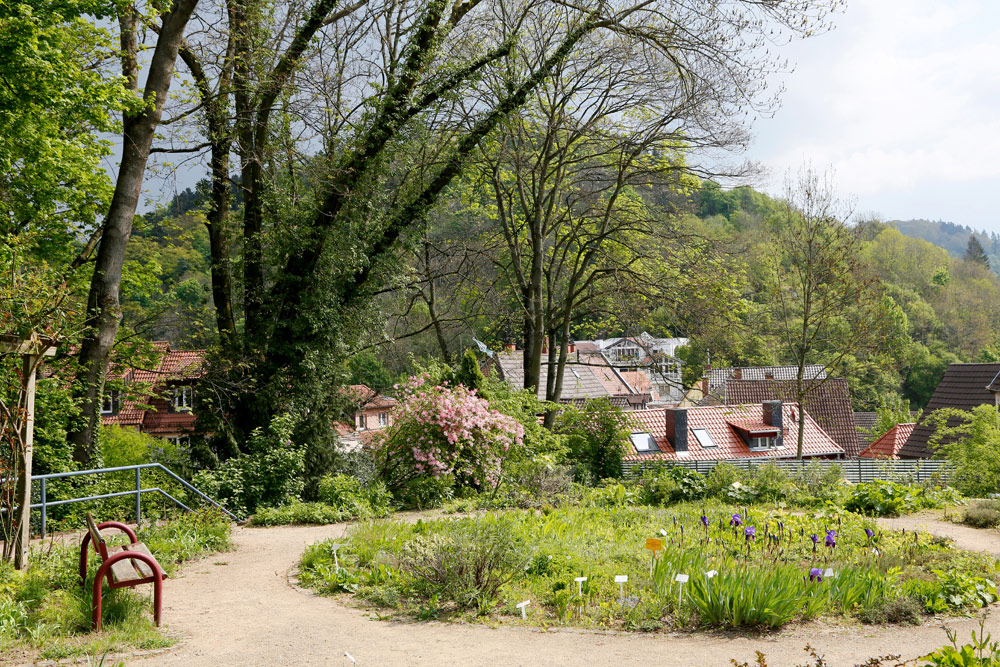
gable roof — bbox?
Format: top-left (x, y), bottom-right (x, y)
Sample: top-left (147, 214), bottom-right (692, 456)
top-left (900, 363), bottom-right (1000, 458)
top-left (492, 349), bottom-right (648, 405)
top-left (716, 378), bottom-right (862, 457)
top-left (706, 364), bottom-right (826, 392)
top-left (854, 411), bottom-right (878, 449)
top-left (623, 402), bottom-right (844, 462)
top-left (102, 344), bottom-right (205, 430)
top-left (859, 423), bottom-right (915, 459)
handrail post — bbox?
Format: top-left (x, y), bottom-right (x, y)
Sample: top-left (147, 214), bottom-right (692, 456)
top-left (40, 477), bottom-right (46, 538)
top-left (135, 468), bottom-right (141, 527)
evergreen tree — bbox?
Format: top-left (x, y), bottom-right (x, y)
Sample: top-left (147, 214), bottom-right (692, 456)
top-left (964, 235), bottom-right (991, 269)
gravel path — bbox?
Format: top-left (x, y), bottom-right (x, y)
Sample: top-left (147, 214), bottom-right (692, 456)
top-left (117, 512), bottom-right (1000, 667)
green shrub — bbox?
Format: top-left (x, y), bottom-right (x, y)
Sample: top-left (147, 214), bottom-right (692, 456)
top-left (193, 413), bottom-right (304, 516)
top-left (964, 500), bottom-right (1000, 528)
top-left (705, 462), bottom-right (743, 497)
top-left (556, 399), bottom-right (629, 483)
top-left (399, 516), bottom-right (530, 612)
top-left (637, 468), bottom-right (678, 505)
top-left (846, 480), bottom-right (962, 517)
top-left (747, 462), bottom-right (793, 502)
top-left (856, 596), bottom-right (923, 625)
top-left (316, 474), bottom-right (393, 518)
top-left (250, 502), bottom-right (349, 526)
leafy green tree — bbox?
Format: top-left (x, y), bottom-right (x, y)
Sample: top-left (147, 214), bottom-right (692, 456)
top-left (555, 399), bottom-right (630, 483)
top-left (926, 405), bottom-right (1000, 497)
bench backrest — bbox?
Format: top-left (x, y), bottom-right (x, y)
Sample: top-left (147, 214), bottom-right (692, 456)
top-left (85, 512), bottom-right (108, 560)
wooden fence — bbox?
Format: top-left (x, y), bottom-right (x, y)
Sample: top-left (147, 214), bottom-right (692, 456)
top-left (621, 458), bottom-right (952, 484)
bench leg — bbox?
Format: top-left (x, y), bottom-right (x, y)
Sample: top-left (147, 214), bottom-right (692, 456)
top-left (153, 575), bottom-right (162, 626)
top-left (91, 566), bottom-right (108, 631)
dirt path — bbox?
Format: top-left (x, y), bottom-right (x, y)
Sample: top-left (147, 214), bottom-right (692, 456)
top-left (878, 512), bottom-right (1000, 557)
top-left (114, 513), bottom-right (1000, 667)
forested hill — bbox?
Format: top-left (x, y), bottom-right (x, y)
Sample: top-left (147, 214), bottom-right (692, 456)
top-left (891, 219), bottom-right (1000, 272)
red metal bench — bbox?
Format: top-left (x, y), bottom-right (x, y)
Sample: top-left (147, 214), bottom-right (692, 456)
top-left (79, 512), bottom-right (166, 631)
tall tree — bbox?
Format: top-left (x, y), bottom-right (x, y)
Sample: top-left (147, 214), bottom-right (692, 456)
top-left (964, 234), bottom-right (990, 270)
top-left (768, 167), bottom-right (902, 458)
top-left (70, 0), bottom-right (201, 462)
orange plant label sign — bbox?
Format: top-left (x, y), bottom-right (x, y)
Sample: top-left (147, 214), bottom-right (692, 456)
top-left (645, 538), bottom-right (664, 552)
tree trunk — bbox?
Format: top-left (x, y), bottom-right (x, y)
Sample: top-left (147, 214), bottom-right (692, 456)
top-left (70, 0), bottom-right (200, 462)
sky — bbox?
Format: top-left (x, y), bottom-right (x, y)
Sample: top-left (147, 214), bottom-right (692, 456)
top-left (747, 0), bottom-right (1000, 231)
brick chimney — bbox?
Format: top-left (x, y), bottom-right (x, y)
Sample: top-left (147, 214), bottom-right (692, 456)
top-left (733, 367), bottom-right (742, 379)
top-left (568, 343), bottom-right (576, 354)
top-left (664, 407), bottom-right (688, 453)
top-left (505, 343), bottom-right (516, 353)
top-left (762, 400), bottom-right (784, 447)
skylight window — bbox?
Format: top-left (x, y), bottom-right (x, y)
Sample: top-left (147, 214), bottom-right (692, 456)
top-left (692, 428), bottom-right (717, 449)
top-left (629, 432), bottom-right (659, 452)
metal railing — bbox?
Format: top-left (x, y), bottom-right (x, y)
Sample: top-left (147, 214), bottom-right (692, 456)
top-left (27, 463), bottom-right (238, 536)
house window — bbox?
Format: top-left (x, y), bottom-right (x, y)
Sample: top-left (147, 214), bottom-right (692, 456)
top-left (173, 386), bottom-right (193, 412)
top-left (692, 428), bottom-right (717, 449)
top-left (100, 390), bottom-right (119, 415)
top-left (629, 432), bottom-right (659, 453)
top-left (358, 413), bottom-right (367, 430)
top-left (378, 412), bottom-right (389, 427)
top-left (749, 436), bottom-right (779, 451)
top-left (167, 435), bottom-right (190, 448)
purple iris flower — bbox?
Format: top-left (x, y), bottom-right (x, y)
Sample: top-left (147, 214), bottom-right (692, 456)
top-left (807, 567), bottom-right (823, 583)
top-left (810, 533), bottom-right (819, 543)
top-left (730, 514), bottom-right (743, 527)
top-left (701, 515), bottom-right (709, 528)
top-left (864, 528), bottom-right (874, 538)
top-left (825, 530), bottom-right (837, 548)
top-left (744, 526), bottom-right (756, 541)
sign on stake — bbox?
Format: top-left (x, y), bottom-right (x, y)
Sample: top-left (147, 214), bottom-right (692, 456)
top-left (614, 574), bottom-right (628, 599)
top-left (675, 573), bottom-right (689, 607)
top-left (516, 600), bottom-right (531, 619)
top-left (574, 576), bottom-right (587, 596)
top-left (330, 543), bottom-right (345, 569)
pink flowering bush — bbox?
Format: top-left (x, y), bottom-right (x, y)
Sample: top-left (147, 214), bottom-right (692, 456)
top-left (372, 375), bottom-right (525, 505)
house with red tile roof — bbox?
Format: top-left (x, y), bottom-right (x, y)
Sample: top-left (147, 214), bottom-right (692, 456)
top-left (101, 342), bottom-right (205, 445)
top-left (858, 423), bottom-right (915, 459)
top-left (334, 384), bottom-right (398, 450)
top-left (623, 400), bottom-right (845, 462)
top-left (703, 378), bottom-right (862, 458)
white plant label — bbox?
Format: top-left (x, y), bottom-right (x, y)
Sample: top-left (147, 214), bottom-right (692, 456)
top-left (574, 576), bottom-right (587, 596)
top-left (659, 529), bottom-right (668, 537)
top-left (344, 651), bottom-right (356, 664)
top-left (824, 568), bottom-right (835, 578)
top-left (516, 600), bottom-right (530, 619)
top-left (674, 574), bottom-right (689, 583)
top-left (614, 575), bottom-right (628, 583)
top-left (705, 570), bottom-right (718, 578)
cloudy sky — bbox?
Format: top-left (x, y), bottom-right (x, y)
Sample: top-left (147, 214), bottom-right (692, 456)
top-left (748, 0), bottom-right (1000, 231)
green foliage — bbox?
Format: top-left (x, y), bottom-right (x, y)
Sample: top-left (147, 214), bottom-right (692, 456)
top-left (193, 413), bottom-right (304, 516)
top-left (920, 618), bottom-right (1000, 666)
top-left (556, 399), bottom-right (630, 483)
top-left (926, 406), bottom-right (1000, 497)
top-left (845, 481), bottom-right (961, 518)
top-left (249, 502), bottom-right (349, 526)
top-left (316, 474), bottom-right (393, 518)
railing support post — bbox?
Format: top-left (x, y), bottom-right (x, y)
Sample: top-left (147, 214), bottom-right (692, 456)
top-left (40, 477), bottom-right (46, 538)
top-left (135, 467), bottom-right (141, 526)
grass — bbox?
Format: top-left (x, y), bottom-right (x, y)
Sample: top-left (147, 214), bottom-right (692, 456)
top-left (0, 509), bottom-right (231, 660)
top-left (299, 502), bottom-right (1000, 633)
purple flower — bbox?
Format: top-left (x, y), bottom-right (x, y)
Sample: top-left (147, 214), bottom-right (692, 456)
top-left (806, 567), bottom-right (823, 583)
top-left (810, 533), bottom-right (819, 543)
top-left (701, 515), bottom-right (709, 528)
top-left (825, 530), bottom-right (837, 548)
top-left (864, 528), bottom-right (874, 538)
top-left (744, 526), bottom-right (756, 541)
top-left (729, 514), bottom-right (743, 527)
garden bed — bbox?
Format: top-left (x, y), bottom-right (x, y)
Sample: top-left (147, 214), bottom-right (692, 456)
top-left (299, 503), bottom-right (999, 632)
